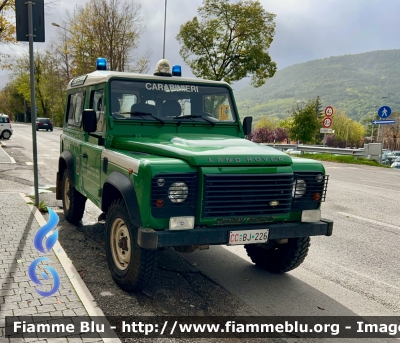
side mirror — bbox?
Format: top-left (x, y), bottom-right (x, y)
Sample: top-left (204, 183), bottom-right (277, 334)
top-left (242, 116), bottom-right (253, 136)
top-left (82, 109), bottom-right (97, 132)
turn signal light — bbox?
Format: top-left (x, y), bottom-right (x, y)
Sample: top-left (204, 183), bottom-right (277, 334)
top-left (313, 193), bottom-right (321, 201)
top-left (155, 199), bottom-right (164, 207)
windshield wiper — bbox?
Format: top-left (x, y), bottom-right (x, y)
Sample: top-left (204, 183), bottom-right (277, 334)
top-left (173, 114), bottom-right (215, 127)
top-left (120, 112), bottom-right (165, 125)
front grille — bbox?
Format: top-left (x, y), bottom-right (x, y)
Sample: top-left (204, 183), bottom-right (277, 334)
top-left (202, 174), bottom-right (294, 218)
top-left (291, 172), bottom-right (328, 210)
top-left (151, 173), bottom-right (197, 218)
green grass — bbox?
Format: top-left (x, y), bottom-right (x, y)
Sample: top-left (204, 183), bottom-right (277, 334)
top-left (299, 153), bottom-right (390, 167)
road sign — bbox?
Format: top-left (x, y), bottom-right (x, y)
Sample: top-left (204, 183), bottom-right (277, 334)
top-left (320, 128), bottom-right (333, 133)
top-left (322, 117), bottom-right (332, 128)
top-left (15, 0), bottom-right (45, 42)
top-left (378, 106), bottom-right (391, 119)
top-left (324, 106), bottom-right (333, 117)
top-left (372, 120), bottom-right (395, 125)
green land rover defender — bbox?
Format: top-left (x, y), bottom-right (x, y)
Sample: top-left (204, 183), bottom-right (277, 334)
top-left (56, 58), bottom-right (333, 292)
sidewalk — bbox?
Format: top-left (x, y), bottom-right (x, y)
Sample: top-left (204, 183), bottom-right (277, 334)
top-left (0, 193), bottom-right (119, 343)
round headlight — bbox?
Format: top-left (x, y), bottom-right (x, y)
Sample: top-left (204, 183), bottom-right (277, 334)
top-left (168, 182), bottom-right (188, 203)
top-left (316, 174), bottom-right (324, 183)
top-left (293, 179), bottom-right (306, 198)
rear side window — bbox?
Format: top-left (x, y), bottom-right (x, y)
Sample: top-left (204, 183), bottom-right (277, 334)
top-left (67, 92), bottom-right (85, 127)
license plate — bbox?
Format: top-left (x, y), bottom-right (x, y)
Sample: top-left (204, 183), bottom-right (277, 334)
top-left (228, 229), bottom-right (269, 245)
top-left (43, 123), bottom-right (48, 125)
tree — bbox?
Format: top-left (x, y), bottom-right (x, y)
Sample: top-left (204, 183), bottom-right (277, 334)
top-left (289, 100), bottom-right (321, 144)
top-left (65, 0), bottom-right (148, 76)
top-left (176, 0), bottom-right (277, 87)
top-left (314, 96), bottom-right (324, 143)
top-left (1, 51), bottom-right (67, 125)
top-left (254, 116), bottom-right (277, 129)
top-left (324, 109), bottom-right (365, 147)
top-left (0, 0), bottom-right (60, 69)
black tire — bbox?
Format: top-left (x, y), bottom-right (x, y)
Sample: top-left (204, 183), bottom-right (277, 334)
top-left (62, 169), bottom-right (86, 224)
top-left (50, 128), bottom-right (53, 132)
top-left (105, 199), bottom-right (157, 292)
top-left (245, 237), bottom-right (310, 273)
top-left (46, 129), bottom-right (48, 131)
top-left (1, 130), bottom-right (11, 139)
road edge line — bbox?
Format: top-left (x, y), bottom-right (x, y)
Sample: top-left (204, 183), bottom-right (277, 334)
top-left (19, 193), bottom-right (121, 343)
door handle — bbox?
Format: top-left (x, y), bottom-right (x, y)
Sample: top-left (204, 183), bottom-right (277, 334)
top-left (80, 153), bottom-right (88, 158)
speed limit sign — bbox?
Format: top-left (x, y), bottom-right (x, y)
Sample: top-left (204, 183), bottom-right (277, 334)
top-left (322, 117), bottom-right (332, 128)
top-left (324, 106), bottom-right (333, 116)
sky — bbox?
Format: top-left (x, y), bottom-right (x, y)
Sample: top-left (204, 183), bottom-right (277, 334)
top-left (1, 0), bottom-right (400, 90)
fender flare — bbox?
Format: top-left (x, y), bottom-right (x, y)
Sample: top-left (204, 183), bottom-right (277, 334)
top-left (59, 151), bottom-right (76, 186)
top-left (102, 171), bottom-right (142, 227)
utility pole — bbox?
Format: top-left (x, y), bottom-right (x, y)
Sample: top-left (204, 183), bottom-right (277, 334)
top-left (163, 0), bottom-right (167, 59)
top-left (24, 99), bottom-right (27, 123)
top-left (16, 0), bottom-right (45, 208)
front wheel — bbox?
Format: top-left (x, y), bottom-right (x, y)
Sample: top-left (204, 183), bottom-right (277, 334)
top-left (62, 169), bottom-right (86, 224)
top-left (245, 237), bottom-right (310, 273)
top-left (105, 199), bottom-right (157, 292)
top-left (1, 130), bottom-right (11, 139)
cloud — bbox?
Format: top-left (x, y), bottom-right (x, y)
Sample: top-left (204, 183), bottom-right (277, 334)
top-left (1, 0), bottom-right (400, 89)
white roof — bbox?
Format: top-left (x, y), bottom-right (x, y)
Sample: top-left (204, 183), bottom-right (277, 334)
top-left (67, 70), bottom-right (231, 90)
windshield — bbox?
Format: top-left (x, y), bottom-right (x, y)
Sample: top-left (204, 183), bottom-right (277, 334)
top-left (110, 80), bottom-right (237, 123)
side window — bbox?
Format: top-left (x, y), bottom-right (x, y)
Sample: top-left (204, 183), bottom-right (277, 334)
top-left (90, 90), bottom-right (104, 132)
top-left (67, 92), bottom-right (85, 127)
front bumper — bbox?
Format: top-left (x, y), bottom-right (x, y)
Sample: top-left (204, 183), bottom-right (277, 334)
top-left (138, 219), bottom-right (333, 250)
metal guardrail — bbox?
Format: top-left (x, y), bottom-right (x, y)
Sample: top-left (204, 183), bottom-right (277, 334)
top-left (261, 144), bottom-right (367, 157)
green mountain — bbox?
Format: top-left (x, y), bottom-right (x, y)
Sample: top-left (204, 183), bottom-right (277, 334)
top-left (233, 49), bottom-right (400, 123)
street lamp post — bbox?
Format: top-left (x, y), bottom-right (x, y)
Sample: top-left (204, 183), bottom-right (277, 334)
top-left (52, 22), bottom-right (72, 80)
top-left (244, 105), bottom-right (250, 116)
top-left (381, 97), bottom-right (388, 147)
top-left (296, 100), bottom-right (306, 108)
top-left (163, 0), bottom-right (167, 59)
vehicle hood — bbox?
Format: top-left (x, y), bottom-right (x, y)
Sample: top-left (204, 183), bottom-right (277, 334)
top-left (112, 134), bottom-right (292, 166)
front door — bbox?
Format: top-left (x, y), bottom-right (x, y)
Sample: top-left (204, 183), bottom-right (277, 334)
top-left (80, 89), bottom-right (105, 202)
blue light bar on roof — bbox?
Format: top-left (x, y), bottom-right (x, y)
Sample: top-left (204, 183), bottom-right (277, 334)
top-left (96, 58), bottom-right (107, 71)
top-left (172, 65), bottom-right (182, 76)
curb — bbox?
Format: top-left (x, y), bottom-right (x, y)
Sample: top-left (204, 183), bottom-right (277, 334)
top-left (19, 193), bottom-right (121, 343)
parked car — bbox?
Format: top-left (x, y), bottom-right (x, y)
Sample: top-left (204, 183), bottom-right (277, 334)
top-left (36, 118), bottom-right (53, 131)
top-left (390, 158), bottom-right (400, 168)
top-left (285, 148), bottom-right (302, 155)
top-left (0, 113), bottom-right (13, 139)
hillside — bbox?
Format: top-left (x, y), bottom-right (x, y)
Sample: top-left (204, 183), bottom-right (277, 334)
top-left (233, 49), bottom-right (400, 123)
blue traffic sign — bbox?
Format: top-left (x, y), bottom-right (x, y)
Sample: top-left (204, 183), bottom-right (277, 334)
top-left (378, 106), bottom-right (391, 118)
top-left (372, 120), bottom-right (395, 125)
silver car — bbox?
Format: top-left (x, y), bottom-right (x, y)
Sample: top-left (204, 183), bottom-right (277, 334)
top-left (0, 113), bottom-right (13, 139)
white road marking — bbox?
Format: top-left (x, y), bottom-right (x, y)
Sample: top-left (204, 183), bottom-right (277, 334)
top-left (318, 257), bottom-right (400, 291)
top-left (26, 162), bottom-right (45, 165)
top-left (336, 212), bottom-right (400, 231)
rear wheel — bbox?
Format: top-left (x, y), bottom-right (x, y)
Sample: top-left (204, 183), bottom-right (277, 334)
top-left (1, 130), bottom-right (11, 139)
top-left (105, 199), bottom-right (157, 292)
top-left (245, 237), bottom-right (310, 273)
top-left (62, 169), bottom-right (86, 224)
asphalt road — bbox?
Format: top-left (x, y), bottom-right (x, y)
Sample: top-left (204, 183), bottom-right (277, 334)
top-left (1, 123), bottom-right (399, 343)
